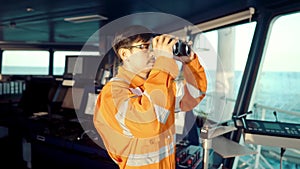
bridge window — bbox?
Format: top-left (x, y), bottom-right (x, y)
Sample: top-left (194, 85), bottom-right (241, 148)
top-left (53, 51), bottom-right (100, 75)
top-left (243, 11), bottom-right (300, 169)
top-left (251, 12), bottom-right (300, 123)
top-left (193, 22), bottom-right (257, 123)
top-left (53, 51), bottom-right (81, 75)
top-left (1, 50), bottom-right (49, 75)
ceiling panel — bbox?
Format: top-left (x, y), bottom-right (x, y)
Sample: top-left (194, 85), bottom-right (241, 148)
top-left (0, 0), bottom-right (298, 44)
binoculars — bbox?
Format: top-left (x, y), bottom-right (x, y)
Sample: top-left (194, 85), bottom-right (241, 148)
top-left (173, 40), bottom-right (191, 57)
top-left (152, 34), bottom-right (191, 57)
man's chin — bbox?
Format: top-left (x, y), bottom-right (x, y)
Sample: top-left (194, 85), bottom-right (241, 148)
top-left (142, 68), bottom-right (152, 74)
top-left (137, 68), bottom-right (152, 78)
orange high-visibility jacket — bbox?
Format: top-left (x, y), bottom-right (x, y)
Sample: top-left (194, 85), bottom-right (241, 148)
top-left (93, 54), bottom-right (207, 169)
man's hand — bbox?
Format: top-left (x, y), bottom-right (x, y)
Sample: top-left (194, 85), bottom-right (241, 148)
top-left (152, 35), bottom-right (196, 63)
top-left (152, 34), bottom-right (177, 59)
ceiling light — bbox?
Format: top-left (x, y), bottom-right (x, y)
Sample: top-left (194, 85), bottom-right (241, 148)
top-left (64, 14), bottom-right (108, 23)
top-left (26, 7), bottom-right (35, 12)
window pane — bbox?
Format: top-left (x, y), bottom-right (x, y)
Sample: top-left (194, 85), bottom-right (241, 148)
top-left (53, 51), bottom-right (100, 75)
top-left (2, 50), bottom-right (49, 75)
top-left (251, 12), bottom-right (300, 123)
top-left (193, 22), bottom-right (256, 123)
top-left (53, 51), bottom-right (81, 75)
top-left (244, 12), bottom-right (300, 169)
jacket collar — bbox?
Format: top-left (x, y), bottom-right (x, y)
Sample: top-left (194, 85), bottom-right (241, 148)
top-left (116, 66), bottom-right (146, 88)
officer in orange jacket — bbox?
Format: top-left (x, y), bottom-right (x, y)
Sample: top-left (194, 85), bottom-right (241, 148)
top-left (93, 25), bottom-right (207, 169)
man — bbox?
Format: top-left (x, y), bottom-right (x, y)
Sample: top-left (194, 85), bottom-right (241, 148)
top-left (93, 25), bottom-right (207, 169)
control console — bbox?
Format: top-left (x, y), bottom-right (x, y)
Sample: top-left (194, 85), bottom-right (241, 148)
top-left (244, 119), bottom-right (300, 138)
top-left (243, 119), bottom-right (300, 149)
top-left (176, 141), bottom-right (202, 169)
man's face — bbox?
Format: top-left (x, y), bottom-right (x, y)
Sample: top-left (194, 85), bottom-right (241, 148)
top-left (124, 40), bottom-right (155, 77)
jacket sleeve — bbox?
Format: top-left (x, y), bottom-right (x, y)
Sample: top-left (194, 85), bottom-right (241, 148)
top-left (175, 53), bottom-right (207, 112)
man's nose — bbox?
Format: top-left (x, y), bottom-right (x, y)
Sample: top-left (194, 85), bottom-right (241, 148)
top-left (149, 51), bottom-right (156, 59)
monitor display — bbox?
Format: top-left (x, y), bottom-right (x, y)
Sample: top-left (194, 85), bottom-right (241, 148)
top-left (83, 56), bottom-right (101, 80)
top-left (84, 92), bottom-right (99, 115)
top-left (77, 86), bottom-right (101, 119)
top-left (51, 86), bottom-right (67, 102)
top-left (61, 87), bottom-right (84, 110)
top-left (263, 122), bottom-right (281, 130)
top-left (64, 55), bottom-right (103, 81)
top-left (65, 56), bottom-right (83, 75)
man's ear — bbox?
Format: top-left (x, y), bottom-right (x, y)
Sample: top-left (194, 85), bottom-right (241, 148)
top-left (118, 48), bottom-right (130, 61)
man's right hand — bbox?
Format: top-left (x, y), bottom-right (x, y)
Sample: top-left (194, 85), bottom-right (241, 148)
top-left (152, 34), bottom-right (178, 59)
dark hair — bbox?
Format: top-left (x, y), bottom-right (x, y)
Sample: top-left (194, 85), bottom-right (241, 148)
top-left (112, 25), bottom-right (154, 58)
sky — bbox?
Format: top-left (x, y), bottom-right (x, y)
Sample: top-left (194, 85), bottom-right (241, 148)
top-left (263, 12), bottom-right (300, 72)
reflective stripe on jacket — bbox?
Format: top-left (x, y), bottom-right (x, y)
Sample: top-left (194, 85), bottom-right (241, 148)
top-left (93, 55), bottom-right (207, 169)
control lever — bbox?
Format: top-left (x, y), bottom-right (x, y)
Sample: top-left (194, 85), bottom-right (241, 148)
top-left (273, 111), bottom-right (279, 122)
top-left (233, 110), bottom-right (252, 119)
top-left (77, 130), bottom-right (99, 141)
top-left (232, 111), bottom-right (252, 129)
top-left (272, 111), bottom-right (285, 169)
top-left (280, 147), bottom-right (286, 169)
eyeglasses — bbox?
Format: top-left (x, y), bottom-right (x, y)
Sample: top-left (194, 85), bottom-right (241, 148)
top-left (125, 43), bottom-right (150, 50)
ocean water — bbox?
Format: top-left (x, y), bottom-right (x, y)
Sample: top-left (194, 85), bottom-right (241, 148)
top-left (253, 71), bottom-right (300, 123)
top-left (1, 66), bottom-right (64, 75)
top-left (203, 70), bottom-right (300, 123)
